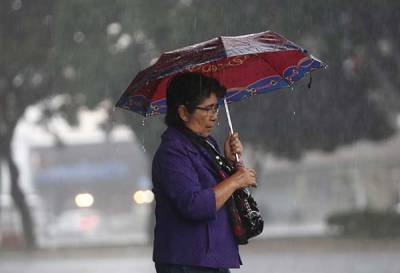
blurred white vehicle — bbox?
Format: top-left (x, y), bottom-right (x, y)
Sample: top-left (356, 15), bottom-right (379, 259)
top-left (47, 208), bottom-right (103, 238)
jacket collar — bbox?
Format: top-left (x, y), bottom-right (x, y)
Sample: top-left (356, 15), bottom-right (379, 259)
top-left (163, 126), bottom-right (213, 155)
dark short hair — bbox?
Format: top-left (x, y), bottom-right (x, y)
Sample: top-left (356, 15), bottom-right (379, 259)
top-left (165, 72), bottom-right (226, 128)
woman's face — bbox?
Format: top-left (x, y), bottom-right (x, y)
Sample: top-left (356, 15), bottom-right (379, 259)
top-left (182, 93), bottom-right (219, 137)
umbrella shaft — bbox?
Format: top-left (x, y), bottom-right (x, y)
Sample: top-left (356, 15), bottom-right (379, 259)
top-left (224, 98), bottom-right (240, 163)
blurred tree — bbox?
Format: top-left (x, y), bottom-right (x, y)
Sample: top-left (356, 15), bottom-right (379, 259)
top-left (247, 0), bottom-right (400, 158)
top-left (50, 0), bottom-right (171, 156)
top-left (0, 0), bottom-right (55, 249)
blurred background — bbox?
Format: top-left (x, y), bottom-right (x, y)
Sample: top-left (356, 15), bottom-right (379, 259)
top-left (1, 0), bottom-right (400, 272)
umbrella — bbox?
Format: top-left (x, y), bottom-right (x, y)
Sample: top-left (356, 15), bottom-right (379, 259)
top-left (116, 30), bottom-right (326, 140)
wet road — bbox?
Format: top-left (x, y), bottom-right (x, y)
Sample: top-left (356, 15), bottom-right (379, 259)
top-left (1, 238), bottom-right (400, 273)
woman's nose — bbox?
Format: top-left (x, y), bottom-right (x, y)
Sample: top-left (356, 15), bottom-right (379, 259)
top-left (210, 111), bottom-right (218, 119)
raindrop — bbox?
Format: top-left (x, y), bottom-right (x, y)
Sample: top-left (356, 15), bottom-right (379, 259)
top-left (293, 111), bottom-right (296, 116)
top-left (112, 106), bottom-right (116, 112)
top-left (141, 118), bottom-right (147, 153)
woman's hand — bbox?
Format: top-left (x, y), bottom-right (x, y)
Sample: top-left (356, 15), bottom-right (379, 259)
top-left (229, 167), bottom-right (257, 189)
top-left (213, 167), bottom-right (257, 210)
top-left (224, 132), bottom-right (243, 163)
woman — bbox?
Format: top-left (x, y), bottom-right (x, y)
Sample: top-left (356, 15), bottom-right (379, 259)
top-left (152, 72), bottom-right (257, 273)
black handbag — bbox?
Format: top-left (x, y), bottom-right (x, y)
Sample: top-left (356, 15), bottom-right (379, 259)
top-left (181, 128), bottom-right (264, 244)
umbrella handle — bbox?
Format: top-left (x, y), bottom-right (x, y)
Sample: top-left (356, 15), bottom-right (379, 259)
top-left (224, 98), bottom-right (253, 193)
top-left (223, 98), bottom-right (240, 163)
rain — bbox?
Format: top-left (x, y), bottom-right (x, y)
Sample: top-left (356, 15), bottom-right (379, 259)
top-left (1, 1), bottom-right (400, 272)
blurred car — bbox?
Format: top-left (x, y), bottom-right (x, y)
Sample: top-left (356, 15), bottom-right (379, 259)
top-left (46, 208), bottom-right (103, 238)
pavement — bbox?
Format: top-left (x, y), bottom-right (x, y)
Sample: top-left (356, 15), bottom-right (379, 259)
top-left (1, 237), bottom-right (400, 273)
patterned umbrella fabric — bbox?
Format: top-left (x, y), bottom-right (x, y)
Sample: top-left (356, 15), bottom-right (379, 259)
top-left (116, 30), bottom-right (326, 116)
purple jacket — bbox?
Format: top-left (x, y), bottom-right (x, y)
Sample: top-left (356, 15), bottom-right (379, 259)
top-left (152, 126), bottom-right (241, 268)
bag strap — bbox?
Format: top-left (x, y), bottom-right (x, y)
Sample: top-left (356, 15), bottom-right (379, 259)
top-left (179, 127), bottom-right (234, 179)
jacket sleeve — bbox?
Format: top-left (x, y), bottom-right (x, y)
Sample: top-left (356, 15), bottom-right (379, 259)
top-left (153, 142), bottom-right (216, 222)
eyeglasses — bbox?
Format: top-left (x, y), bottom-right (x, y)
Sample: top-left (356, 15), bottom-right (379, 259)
top-left (194, 104), bottom-right (219, 115)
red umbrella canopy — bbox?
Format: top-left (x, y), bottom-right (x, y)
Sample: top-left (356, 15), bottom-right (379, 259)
top-left (116, 30), bottom-right (325, 116)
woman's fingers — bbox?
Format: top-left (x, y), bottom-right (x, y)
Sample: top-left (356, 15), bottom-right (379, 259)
top-left (230, 133), bottom-right (243, 155)
top-left (224, 132), bottom-right (242, 160)
top-left (230, 133), bottom-right (240, 143)
top-left (232, 148), bottom-right (241, 154)
top-left (232, 167), bottom-right (257, 189)
top-left (247, 168), bottom-right (257, 187)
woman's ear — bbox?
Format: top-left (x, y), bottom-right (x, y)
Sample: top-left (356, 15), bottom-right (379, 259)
top-left (178, 105), bottom-right (190, 122)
